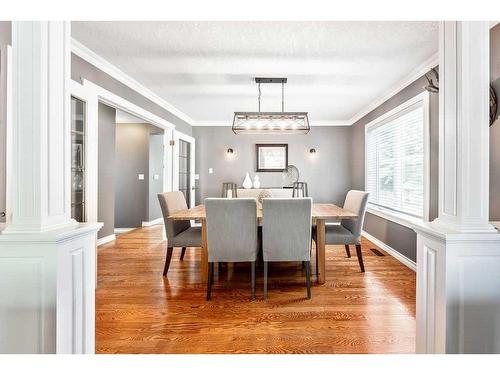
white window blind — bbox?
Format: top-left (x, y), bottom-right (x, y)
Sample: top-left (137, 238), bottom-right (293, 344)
top-left (366, 102), bottom-right (424, 218)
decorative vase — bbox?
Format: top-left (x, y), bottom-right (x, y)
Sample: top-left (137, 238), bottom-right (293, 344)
top-left (242, 172), bottom-right (252, 189)
top-left (253, 175), bottom-right (261, 189)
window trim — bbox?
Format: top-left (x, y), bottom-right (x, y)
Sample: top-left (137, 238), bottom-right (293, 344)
top-left (364, 91), bottom-right (430, 225)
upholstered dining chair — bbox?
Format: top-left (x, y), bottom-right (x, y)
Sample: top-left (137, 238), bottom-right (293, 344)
top-left (205, 198), bottom-right (259, 300)
top-left (324, 190), bottom-right (369, 272)
top-left (262, 198), bottom-right (313, 299)
top-left (221, 182), bottom-right (238, 198)
top-left (157, 191), bottom-right (202, 276)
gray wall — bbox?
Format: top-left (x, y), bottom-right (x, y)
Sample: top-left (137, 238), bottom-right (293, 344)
top-left (71, 53), bottom-right (192, 136)
top-left (97, 103), bottom-right (116, 238)
top-left (114, 123), bottom-right (164, 228)
top-left (350, 73), bottom-right (439, 262)
top-left (114, 123), bottom-right (149, 228)
top-left (490, 24), bottom-right (500, 221)
top-left (193, 126), bottom-right (352, 206)
top-left (148, 134), bottom-right (164, 221)
top-left (0, 21), bottom-right (11, 223)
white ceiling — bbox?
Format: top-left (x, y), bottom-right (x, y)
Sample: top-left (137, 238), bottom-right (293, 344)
top-left (72, 21), bottom-right (438, 124)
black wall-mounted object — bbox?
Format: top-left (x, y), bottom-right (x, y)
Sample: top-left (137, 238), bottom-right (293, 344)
top-left (491, 86), bottom-right (498, 126)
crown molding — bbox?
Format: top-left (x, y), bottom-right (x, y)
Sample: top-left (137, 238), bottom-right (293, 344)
top-left (348, 52), bottom-right (439, 125)
top-left (71, 38), bottom-right (194, 125)
top-left (191, 120), bottom-right (352, 127)
top-left (72, 38), bottom-right (439, 129)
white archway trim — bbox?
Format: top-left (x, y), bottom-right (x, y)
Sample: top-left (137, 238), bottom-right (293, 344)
top-left (70, 78), bottom-right (176, 234)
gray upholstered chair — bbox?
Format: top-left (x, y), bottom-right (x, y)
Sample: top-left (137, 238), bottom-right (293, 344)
top-left (262, 198), bottom-right (313, 299)
top-left (205, 198), bottom-right (259, 300)
top-left (157, 191), bottom-right (201, 276)
top-left (325, 190), bottom-right (369, 272)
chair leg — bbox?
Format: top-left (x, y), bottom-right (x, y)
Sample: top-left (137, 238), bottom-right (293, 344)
top-left (344, 244), bottom-right (351, 258)
top-left (305, 261), bottom-right (311, 299)
top-left (251, 261), bottom-right (256, 300)
top-left (355, 244), bottom-right (365, 272)
top-left (206, 262), bottom-right (214, 300)
top-left (315, 241), bottom-right (319, 279)
top-left (263, 261), bottom-right (268, 299)
top-left (163, 247), bottom-right (174, 276)
top-left (180, 247), bottom-right (186, 260)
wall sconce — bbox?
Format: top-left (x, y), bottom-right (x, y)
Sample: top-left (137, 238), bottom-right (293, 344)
top-left (227, 148), bottom-right (234, 154)
top-left (309, 148), bottom-right (316, 154)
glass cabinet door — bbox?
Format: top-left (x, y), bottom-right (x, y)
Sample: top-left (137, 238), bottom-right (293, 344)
top-left (178, 139), bottom-right (191, 207)
top-left (71, 97), bottom-right (86, 222)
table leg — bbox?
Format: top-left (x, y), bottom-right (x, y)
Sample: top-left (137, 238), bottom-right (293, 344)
top-left (316, 219), bottom-right (326, 284)
top-left (201, 219), bottom-right (208, 284)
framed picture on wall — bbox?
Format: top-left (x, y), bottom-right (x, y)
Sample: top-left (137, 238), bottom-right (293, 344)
top-left (256, 144), bottom-right (288, 172)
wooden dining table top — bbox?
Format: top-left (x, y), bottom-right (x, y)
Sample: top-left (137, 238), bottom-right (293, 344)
top-left (168, 203), bottom-right (357, 221)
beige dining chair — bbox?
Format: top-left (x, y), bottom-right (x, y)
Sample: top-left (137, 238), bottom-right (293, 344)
top-left (262, 198), bottom-right (313, 299)
top-left (324, 190), bottom-right (369, 272)
top-left (157, 191), bottom-right (202, 276)
top-left (205, 198), bottom-right (259, 300)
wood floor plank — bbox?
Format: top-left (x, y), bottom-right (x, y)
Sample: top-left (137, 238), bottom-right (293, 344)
top-left (95, 226), bottom-right (416, 354)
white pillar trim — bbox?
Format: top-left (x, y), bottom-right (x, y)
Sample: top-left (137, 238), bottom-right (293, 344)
top-left (3, 21), bottom-right (77, 233)
top-left (433, 21), bottom-right (495, 233)
top-left (414, 21), bottom-right (500, 354)
top-left (0, 21), bottom-right (102, 354)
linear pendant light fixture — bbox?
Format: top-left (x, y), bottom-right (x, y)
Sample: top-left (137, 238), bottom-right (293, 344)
top-left (232, 77), bottom-right (310, 134)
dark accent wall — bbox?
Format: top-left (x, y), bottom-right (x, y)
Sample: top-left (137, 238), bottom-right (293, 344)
top-left (350, 73), bottom-right (440, 262)
top-left (148, 134), bottom-right (164, 221)
top-left (97, 103), bottom-right (116, 238)
top-left (114, 124), bottom-right (163, 228)
top-left (70, 53), bottom-right (192, 136)
top-left (114, 123), bottom-right (164, 228)
top-left (114, 123), bottom-right (149, 228)
top-left (490, 24), bottom-right (500, 221)
top-left (193, 126), bottom-right (352, 206)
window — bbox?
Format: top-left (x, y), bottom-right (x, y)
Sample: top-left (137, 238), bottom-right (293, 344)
top-left (365, 93), bottom-right (429, 220)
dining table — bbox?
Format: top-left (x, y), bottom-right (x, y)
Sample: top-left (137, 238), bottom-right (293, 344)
top-left (168, 203), bottom-right (357, 285)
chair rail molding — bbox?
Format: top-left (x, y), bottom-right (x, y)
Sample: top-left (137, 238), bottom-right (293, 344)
top-left (413, 21), bottom-right (500, 354)
top-left (0, 21), bottom-right (101, 354)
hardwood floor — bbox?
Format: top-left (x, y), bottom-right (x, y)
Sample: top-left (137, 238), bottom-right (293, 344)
top-left (96, 226), bottom-right (416, 354)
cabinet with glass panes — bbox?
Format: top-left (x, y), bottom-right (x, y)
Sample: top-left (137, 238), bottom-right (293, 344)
top-left (71, 97), bottom-right (85, 222)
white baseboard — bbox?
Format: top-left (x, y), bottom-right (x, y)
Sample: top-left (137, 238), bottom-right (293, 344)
top-left (142, 217), bottom-right (163, 227)
top-left (97, 234), bottom-right (116, 246)
top-left (361, 230), bottom-right (416, 271)
top-left (114, 228), bottom-right (136, 234)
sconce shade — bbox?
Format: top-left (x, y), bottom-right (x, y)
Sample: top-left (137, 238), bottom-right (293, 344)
top-left (309, 148), bottom-right (316, 154)
top-left (227, 148), bottom-right (234, 154)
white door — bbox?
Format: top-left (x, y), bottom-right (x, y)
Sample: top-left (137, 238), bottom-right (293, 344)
top-left (172, 130), bottom-right (196, 208)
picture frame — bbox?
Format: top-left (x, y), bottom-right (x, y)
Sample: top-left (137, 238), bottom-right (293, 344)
top-left (255, 144), bottom-right (288, 172)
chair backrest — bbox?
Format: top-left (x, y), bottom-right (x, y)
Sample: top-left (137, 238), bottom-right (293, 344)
top-left (157, 191), bottom-right (190, 240)
top-left (205, 198), bottom-right (258, 262)
top-left (341, 190), bottom-right (369, 239)
top-left (292, 181), bottom-right (308, 197)
top-left (262, 198), bottom-right (312, 262)
top-left (221, 182), bottom-right (238, 198)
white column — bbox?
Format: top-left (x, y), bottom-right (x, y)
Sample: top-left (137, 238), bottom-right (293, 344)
top-left (414, 21), bottom-right (500, 354)
top-left (3, 21), bottom-right (76, 233)
top-left (434, 21), bottom-right (495, 233)
top-left (0, 22), bottom-right (101, 354)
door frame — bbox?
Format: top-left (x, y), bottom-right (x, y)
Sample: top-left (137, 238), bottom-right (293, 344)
top-left (172, 130), bottom-right (196, 208)
top-left (70, 78), bottom-right (176, 227)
